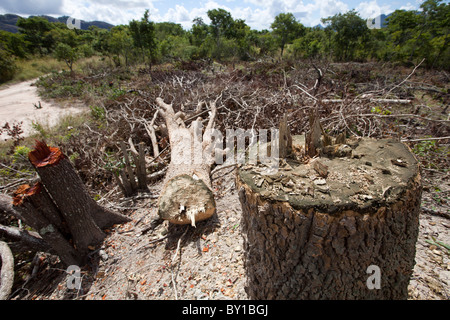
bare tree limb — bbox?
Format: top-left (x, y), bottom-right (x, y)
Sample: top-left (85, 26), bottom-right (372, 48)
top-left (0, 241), bottom-right (14, 300)
top-left (0, 224), bottom-right (50, 252)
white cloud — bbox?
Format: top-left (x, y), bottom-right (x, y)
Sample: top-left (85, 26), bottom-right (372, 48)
top-left (60, 0), bottom-right (157, 25)
top-left (356, 0), bottom-right (392, 19)
top-left (400, 2), bottom-right (417, 11)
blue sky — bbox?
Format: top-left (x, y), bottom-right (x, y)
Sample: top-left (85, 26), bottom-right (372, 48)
top-left (0, 0), bottom-right (423, 30)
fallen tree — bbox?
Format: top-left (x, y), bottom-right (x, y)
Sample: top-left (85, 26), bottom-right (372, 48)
top-left (155, 97), bottom-right (219, 226)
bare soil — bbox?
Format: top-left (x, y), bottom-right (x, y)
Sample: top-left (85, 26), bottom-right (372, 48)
top-left (0, 79), bottom-right (86, 139)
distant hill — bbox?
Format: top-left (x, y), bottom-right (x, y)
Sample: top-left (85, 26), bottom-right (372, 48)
top-left (0, 13), bottom-right (114, 33)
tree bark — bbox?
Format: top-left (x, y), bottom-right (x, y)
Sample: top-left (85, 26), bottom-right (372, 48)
top-left (7, 141), bottom-right (131, 264)
top-left (155, 97), bottom-right (218, 226)
top-left (237, 135), bottom-right (421, 299)
top-left (12, 183), bottom-right (81, 266)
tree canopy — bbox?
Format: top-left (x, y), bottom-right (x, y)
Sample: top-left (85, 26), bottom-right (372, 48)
top-left (0, 1), bottom-right (449, 83)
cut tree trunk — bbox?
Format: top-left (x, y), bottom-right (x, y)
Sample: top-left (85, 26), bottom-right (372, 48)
top-left (237, 134), bottom-right (421, 299)
top-left (155, 97), bottom-right (218, 226)
top-left (12, 183), bottom-right (80, 266)
top-left (8, 141), bottom-right (130, 265)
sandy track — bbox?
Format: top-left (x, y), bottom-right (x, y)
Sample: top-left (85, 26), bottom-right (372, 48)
top-left (0, 79), bottom-right (87, 139)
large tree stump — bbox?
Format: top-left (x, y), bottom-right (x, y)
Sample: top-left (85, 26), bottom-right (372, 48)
top-left (237, 135), bottom-right (421, 299)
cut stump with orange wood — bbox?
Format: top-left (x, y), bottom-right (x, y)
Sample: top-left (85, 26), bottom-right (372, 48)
top-left (11, 140), bottom-right (130, 265)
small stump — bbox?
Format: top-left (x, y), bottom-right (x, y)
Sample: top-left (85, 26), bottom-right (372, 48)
top-left (237, 135), bottom-right (421, 299)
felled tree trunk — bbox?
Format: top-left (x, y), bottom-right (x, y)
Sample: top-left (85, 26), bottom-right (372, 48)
top-left (237, 134), bottom-right (421, 300)
top-left (10, 141), bottom-right (130, 265)
top-left (155, 97), bottom-right (217, 226)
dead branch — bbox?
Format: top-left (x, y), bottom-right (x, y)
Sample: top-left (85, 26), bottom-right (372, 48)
top-left (401, 136), bottom-right (450, 142)
top-left (321, 98), bottom-right (412, 104)
top-left (0, 241), bottom-right (14, 300)
top-left (384, 58), bottom-right (425, 98)
top-left (0, 223), bottom-right (50, 253)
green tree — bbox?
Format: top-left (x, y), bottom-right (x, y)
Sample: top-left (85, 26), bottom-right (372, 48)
top-left (207, 8), bottom-right (235, 42)
top-left (271, 13), bottom-right (305, 57)
top-left (155, 22), bottom-right (185, 41)
top-left (254, 30), bottom-right (278, 57)
top-left (17, 16), bottom-right (54, 55)
top-left (418, 0), bottom-right (449, 68)
top-left (54, 42), bottom-right (79, 72)
top-left (291, 27), bottom-right (327, 59)
top-left (108, 25), bottom-right (134, 66)
top-left (0, 30), bottom-right (28, 58)
top-left (129, 10), bottom-right (157, 67)
top-left (190, 17), bottom-right (209, 47)
top-left (322, 10), bottom-right (369, 61)
top-left (0, 49), bottom-right (17, 83)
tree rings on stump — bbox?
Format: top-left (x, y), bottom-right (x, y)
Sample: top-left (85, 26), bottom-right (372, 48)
top-left (237, 135), bottom-right (421, 299)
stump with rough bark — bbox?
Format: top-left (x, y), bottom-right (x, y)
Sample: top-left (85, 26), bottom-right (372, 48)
top-left (10, 141), bottom-right (130, 265)
top-left (237, 134), bottom-right (421, 300)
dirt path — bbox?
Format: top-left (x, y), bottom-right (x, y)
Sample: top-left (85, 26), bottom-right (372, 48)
top-left (0, 79), bottom-right (87, 139)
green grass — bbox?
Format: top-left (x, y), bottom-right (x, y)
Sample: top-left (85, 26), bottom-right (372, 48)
top-left (0, 55), bottom-right (108, 88)
top-left (12, 57), bottom-right (66, 83)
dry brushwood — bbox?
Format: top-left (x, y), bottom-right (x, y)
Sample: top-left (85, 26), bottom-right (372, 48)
top-left (114, 140), bottom-right (148, 197)
top-left (155, 97), bottom-right (221, 226)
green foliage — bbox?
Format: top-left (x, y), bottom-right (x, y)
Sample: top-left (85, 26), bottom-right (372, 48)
top-left (0, 4), bottom-right (448, 79)
top-left (54, 42), bottom-right (79, 71)
top-left (0, 49), bottom-right (18, 83)
top-left (291, 28), bottom-right (327, 59)
top-left (129, 10), bottom-right (157, 66)
top-left (12, 145), bottom-right (31, 165)
top-left (322, 10), bottom-right (369, 61)
top-left (370, 106), bottom-right (392, 115)
top-left (271, 13), bottom-right (305, 57)
top-left (108, 25), bottom-right (134, 66)
top-left (31, 120), bottom-right (49, 138)
top-left (90, 105), bottom-right (106, 121)
top-left (208, 8), bottom-right (235, 41)
top-left (17, 16), bottom-right (54, 55)
top-left (413, 139), bottom-right (439, 157)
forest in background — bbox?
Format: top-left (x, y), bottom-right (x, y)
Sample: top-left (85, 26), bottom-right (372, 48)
top-left (0, 0), bottom-right (449, 84)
